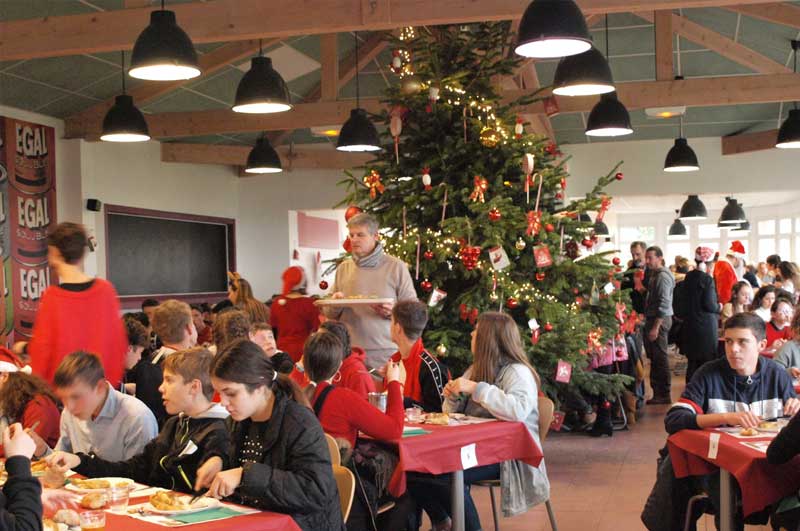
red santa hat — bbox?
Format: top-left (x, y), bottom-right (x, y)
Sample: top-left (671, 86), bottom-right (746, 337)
top-left (727, 240), bottom-right (746, 258)
top-left (0, 348), bottom-right (31, 374)
top-left (281, 266), bottom-right (306, 296)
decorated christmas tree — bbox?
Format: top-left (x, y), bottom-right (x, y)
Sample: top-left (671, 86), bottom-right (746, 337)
top-left (336, 23), bottom-right (634, 401)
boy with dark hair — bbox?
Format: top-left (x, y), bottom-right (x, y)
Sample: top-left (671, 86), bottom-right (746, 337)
top-left (47, 348), bottom-right (230, 493)
top-left (665, 313), bottom-right (800, 529)
top-left (122, 317), bottom-right (149, 395)
top-left (30, 351), bottom-right (157, 461)
top-left (212, 309), bottom-right (250, 353)
top-left (249, 323), bottom-right (294, 374)
top-left (388, 300), bottom-right (449, 412)
top-left (766, 297), bottom-right (794, 349)
top-left (191, 304), bottom-right (213, 346)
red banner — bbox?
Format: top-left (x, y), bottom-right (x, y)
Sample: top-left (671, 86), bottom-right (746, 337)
top-left (0, 117), bottom-right (58, 341)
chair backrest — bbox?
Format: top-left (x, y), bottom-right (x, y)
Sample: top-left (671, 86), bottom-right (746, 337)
top-left (538, 396), bottom-right (555, 442)
top-left (333, 465), bottom-right (355, 522)
top-left (325, 433), bottom-right (341, 466)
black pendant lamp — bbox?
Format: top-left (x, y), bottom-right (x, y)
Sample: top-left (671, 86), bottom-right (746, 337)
top-left (668, 210), bottom-right (688, 239)
top-left (729, 220), bottom-right (751, 235)
top-left (515, 0), bottom-right (592, 59)
top-left (585, 17), bottom-right (632, 137)
top-left (776, 40), bottom-right (800, 149)
top-left (553, 46), bottom-right (615, 97)
top-left (233, 40), bottom-right (292, 114)
top-left (129, 1), bottom-right (200, 81)
top-left (337, 33), bottom-right (381, 152)
top-left (594, 220), bottom-right (611, 240)
top-left (245, 135), bottom-right (282, 174)
top-left (719, 198), bottom-right (746, 225)
top-left (101, 52), bottom-right (150, 143)
top-left (678, 194), bottom-right (707, 220)
top-left (664, 117), bottom-right (699, 172)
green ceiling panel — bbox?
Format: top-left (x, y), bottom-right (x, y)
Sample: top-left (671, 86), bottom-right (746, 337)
top-left (35, 93), bottom-right (97, 118)
top-left (685, 103), bottom-right (781, 125)
top-left (0, 74), bottom-right (69, 111)
top-left (186, 67), bottom-right (243, 105)
top-left (681, 50), bottom-right (755, 77)
top-left (0, 0), bottom-right (93, 21)
top-left (142, 89), bottom-right (224, 113)
top-left (288, 36), bottom-right (321, 63)
top-left (682, 8), bottom-right (739, 40)
top-left (737, 16), bottom-right (797, 66)
top-left (678, 37), bottom-right (705, 52)
top-left (593, 26), bottom-right (655, 57)
top-left (5, 55), bottom-right (118, 92)
top-left (550, 113), bottom-right (584, 130)
top-left (287, 69), bottom-right (321, 100)
top-left (610, 54), bottom-right (656, 82)
top-left (339, 73), bottom-right (386, 99)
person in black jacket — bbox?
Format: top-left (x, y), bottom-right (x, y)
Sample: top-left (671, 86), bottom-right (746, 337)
top-left (673, 246), bottom-right (720, 383)
top-left (47, 348), bottom-right (230, 493)
top-left (766, 414), bottom-right (800, 530)
top-left (198, 339), bottom-right (343, 531)
top-left (1, 423), bottom-right (42, 531)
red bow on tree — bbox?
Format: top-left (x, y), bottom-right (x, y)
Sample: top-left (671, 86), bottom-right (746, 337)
top-left (596, 195), bottom-right (612, 222)
top-left (364, 170), bottom-right (385, 199)
top-left (526, 211), bottom-right (542, 236)
top-left (469, 176), bottom-right (488, 203)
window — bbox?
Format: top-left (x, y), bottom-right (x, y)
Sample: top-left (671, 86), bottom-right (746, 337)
top-left (758, 220), bottom-right (776, 236)
top-left (759, 239), bottom-right (776, 259)
top-left (698, 224), bottom-right (720, 239)
top-left (619, 226), bottom-right (655, 244)
top-left (780, 218), bottom-right (793, 234)
top-left (779, 238), bottom-right (791, 259)
top-left (666, 242), bottom-right (691, 267)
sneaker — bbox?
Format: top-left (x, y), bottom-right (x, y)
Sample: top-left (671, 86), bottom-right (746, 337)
top-left (646, 396), bottom-right (672, 405)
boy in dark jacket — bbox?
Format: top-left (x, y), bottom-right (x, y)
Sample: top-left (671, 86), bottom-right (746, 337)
top-left (1, 424), bottom-right (42, 531)
top-left (47, 348), bottom-right (230, 493)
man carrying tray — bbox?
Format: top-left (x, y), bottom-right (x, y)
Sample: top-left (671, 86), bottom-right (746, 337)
top-left (322, 213), bottom-right (416, 369)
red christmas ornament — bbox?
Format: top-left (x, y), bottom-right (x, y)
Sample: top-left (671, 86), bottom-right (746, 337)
top-left (544, 322), bottom-right (553, 332)
top-left (575, 296), bottom-right (583, 305)
top-left (488, 207), bottom-right (502, 222)
top-left (582, 238), bottom-right (594, 248)
top-left (344, 205), bottom-right (362, 222)
top-left (555, 193), bottom-right (563, 200)
top-left (505, 297), bottom-right (519, 309)
top-left (602, 400), bottom-right (612, 409)
top-left (572, 288), bottom-right (580, 295)
top-left (535, 272), bottom-right (546, 281)
top-left (458, 245), bottom-right (481, 271)
top-left (423, 250), bottom-right (434, 260)
top-left (343, 237), bottom-right (352, 253)
top-left (612, 257), bottom-right (621, 266)
top-left (420, 279), bottom-right (433, 292)
top-left (545, 223), bottom-right (555, 233)
top-left (615, 172), bottom-right (623, 181)
top-left (545, 142), bottom-right (562, 156)
top-left (319, 280), bottom-right (329, 290)
top-left (615, 266), bottom-right (623, 273)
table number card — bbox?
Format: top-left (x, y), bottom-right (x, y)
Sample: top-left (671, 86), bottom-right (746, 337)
top-left (460, 443), bottom-right (478, 469)
top-left (708, 432), bottom-right (720, 459)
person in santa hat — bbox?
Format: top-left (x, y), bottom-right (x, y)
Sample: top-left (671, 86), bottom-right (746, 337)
top-left (0, 348), bottom-right (60, 457)
top-left (270, 266), bottom-right (320, 363)
top-left (713, 240), bottom-right (746, 305)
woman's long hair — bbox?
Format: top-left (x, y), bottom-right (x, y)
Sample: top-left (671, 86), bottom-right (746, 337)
top-left (778, 261), bottom-right (800, 290)
top-left (729, 281), bottom-right (752, 313)
top-left (0, 372), bottom-right (58, 422)
top-left (471, 312), bottom-right (541, 388)
top-left (230, 275), bottom-right (270, 324)
top-left (211, 339), bottom-right (309, 408)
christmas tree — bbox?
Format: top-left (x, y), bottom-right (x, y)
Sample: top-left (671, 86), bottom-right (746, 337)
top-left (336, 23), bottom-right (633, 401)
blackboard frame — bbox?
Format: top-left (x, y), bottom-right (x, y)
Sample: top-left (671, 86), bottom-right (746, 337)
top-left (104, 204), bottom-right (236, 309)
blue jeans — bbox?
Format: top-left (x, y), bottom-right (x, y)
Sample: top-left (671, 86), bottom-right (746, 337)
top-left (408, 463), bottom-right (501, 531)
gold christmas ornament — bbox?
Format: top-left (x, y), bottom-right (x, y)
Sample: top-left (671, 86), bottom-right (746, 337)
top-left (515, 238), bottom-right (527, 251)
top-left (400, 74), bottom-right (422, 95)
top-left (436, 343), bottom-right (447, 356)
top-left (479, 126), bottom-right (500, 148)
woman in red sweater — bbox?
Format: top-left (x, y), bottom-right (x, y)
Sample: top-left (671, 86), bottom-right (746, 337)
top-left (0, 349), bottom-right (60, 456)
top-left (23, 223), bottom-right (127, 387)
top-left (270, 267), bottom-right (320, 362)
top-left (318, 320), bottom-right (375, 400)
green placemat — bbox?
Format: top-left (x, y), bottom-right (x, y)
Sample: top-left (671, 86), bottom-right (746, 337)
top-left (171, 507), bottom-right (245, 524)
top-left (402, 428), bottom-right (431, 438)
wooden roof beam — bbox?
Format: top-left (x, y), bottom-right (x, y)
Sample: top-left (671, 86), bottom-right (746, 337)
top-left (721, 129), bottom-right (778, 155)
top-left (65, 74), bottom-right (800, 140)
top-left (161, 142), bottom-right (370, 170)
top-left (725, 3), bottom-right (800, 30)
top-left (654, 11), bottom-right (674, 81)
top-left (0, 0), bottom-right (786, 61)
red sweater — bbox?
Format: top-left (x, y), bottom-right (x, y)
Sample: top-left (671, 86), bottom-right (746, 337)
top-left (270, 296), bottom-right (320, 362)
top-left (713, 260), bottom-right (737, 305)
top-left (339, 347), bottom-right (376, 400)
top-left (766, 321), bottom-right (792, 348)
top-left (312, 381), bottom-right (404, 447)
top-left (29, 279), bottom-right (127, 387)
top-left (0, 394), bottom-right (60, 458)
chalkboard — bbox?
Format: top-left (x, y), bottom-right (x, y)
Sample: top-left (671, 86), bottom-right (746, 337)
top-left (106, 209), bottom-right (232, 297)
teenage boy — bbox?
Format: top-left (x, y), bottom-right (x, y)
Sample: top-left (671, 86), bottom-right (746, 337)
top-left (137, 300), bottom-right (197, 426)
top-left (29, 351), bottom-right (157, 462)
top-left (47, 348), bottom-right (230, 494)
top-left (249, 323), bottom-right (293, 374)
top-left (388, 300), bottom-right (449, 412)
top-left (0, 423), bottom-right (42, 530)
top-left (122, 317), bottom-right (149, 395)
top-left (665, 313), bottom-right (800, 529)
top-left (191, 304), bottom-right (213, 346)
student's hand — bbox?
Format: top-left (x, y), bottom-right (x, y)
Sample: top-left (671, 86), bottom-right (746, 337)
top-left (25, 428), bottom-right (48, 458)
top-left (370, 302), bottom-right (393, 319)
top-left (11, 342), bottom-right (27, 356)
top-left (331, 292), bottom-right (345, 300)
top-left (41, 488), bottom-right (77, 511)
top-left (444, 377), bottom-right (477, 398)
top-left (724, 410), bottom-right (761, 428)
top-left (647, 326), bottom-right (659, 342)
top-left (194, 456), bottom-right (223, 491)
top-left (207, 467), bottom-right (243, 499)
top-left (784, 397), bottom-right (800, 417)
top-left (789, 367), bottom-right (800, 379)
top-left (385, 361), bottom-right (405, 386)
top-left (45, 451), bottom-right (80, 473)
top-left (773, 339), bottom-right (788, 350)
top-left (3, 423), bottom-right (35, 459)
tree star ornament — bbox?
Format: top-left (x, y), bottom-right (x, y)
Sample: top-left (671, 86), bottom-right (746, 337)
top-left (469, 176), bottom-right (488, 203)
top-left (421, 168), bottom-right (432, 191)
top-left (364, 170), bottom-right (385, 199)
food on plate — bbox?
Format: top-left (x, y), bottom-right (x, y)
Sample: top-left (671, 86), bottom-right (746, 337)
top-left (758, 421), bottom-right (779, 430)
top-left (425, 413), bottom-right (450, 425)
top-left (42, 467), bottom-right (66, 489)
top-left (79, 492), bottom-right (106, 509)
top-left (739, 427), bottom-right (759, 436)
top-left (149, 491), bottom-right (192, 511)
top-left (43, 518), bottom-right (61, 531)
top-left (53, 509), bottom-right (80, 527)
top-left (71, 478), bottom-right (111, 490)
top-left (30, 460), bottom-right (49, 473)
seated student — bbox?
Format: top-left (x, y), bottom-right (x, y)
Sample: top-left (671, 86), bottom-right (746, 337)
top-left (766, 297), bottom-right (794, 350)
top-left (46, 348), bottom-right (231, 494)
top-left (752, 285), bottom-right (777, 322)
top-left (409, 312), bottom-right (550, 531)
top-left (0, 349), bottom-right (60, 458)
top-left (720, 281), bottom-right (752, 321)
top-left (142, 298), bottom-right (162, 351)
top-left (136, 300), bottom-right (197, 427)
top-left (122, 317), bottom-right (149, 395)
top-left (1, 423), bottom-right (43, 530)
top-left (665, 313), bottom-right (800, 530)
top-left (774, 309), bottom-right (800, 379)
top-left (197, 339), bottom-right (343, 531)
top-left (249, 322), bottom-right (294, 374)
top-left (388, 300), bottom-right (449, 412)
top-left (766, 413), bottom-right (800, 530)
top-left (319, 320), bottom-right (375, 399)
top-left (191, 304), bottom-right (214, 346)
top-left (211, 309), bottom-right (250, 354)
top-left (29, 351), bottom-right (158, 462)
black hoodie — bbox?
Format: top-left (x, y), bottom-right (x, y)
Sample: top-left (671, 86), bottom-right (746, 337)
top-left (0, 456), bottom-right (42, 531)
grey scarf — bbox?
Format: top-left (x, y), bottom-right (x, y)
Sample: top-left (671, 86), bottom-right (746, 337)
top-left (355, 241), bottom-right (385, 268)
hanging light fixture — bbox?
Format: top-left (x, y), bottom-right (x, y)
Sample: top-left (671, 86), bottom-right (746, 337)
top-left (515, 0), bottom-right (592, 59)
top-left (101, 52), bottom-right (150, 143)
top-left (664, 117), bottom-right (699, 172)
top-left (678, 194), bottom-right (707, 220)
top-left (776, 40), bottom-right (800, 149)
top-left (337, 32), bottom-right (381, 152)
top-left (718, 197), bottom-right (746, 225)
top-left (553, 46), bottom-right (615, 97)
top-left (594, 220), bottom-right (611, 240)
top-left (729, 220), bottom-right (751, 235)
top-left (668, 210), bottom-right (688, 240)
top-left (585, 17), bottom-right (632, 137)
top-left (244, 135), bottom-right (282, 174)
top-left (232, 40), bottom-right (292, 114)
top-left (129, 1), bottom-right (200, 81)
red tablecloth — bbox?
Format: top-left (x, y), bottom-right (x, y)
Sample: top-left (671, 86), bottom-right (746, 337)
top-left (387, 420), bottom-right (543, 497)
top-left (668, 429), bottom-right (800, 516)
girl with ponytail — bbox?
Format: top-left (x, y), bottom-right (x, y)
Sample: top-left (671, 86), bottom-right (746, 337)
top-left (197, 339), bottom-right (344, 531)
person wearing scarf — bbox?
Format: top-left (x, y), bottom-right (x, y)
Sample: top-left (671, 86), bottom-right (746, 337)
top-left (323, 213), bottom-right (416, 369)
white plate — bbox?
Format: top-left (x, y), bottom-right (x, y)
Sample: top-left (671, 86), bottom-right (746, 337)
top-left (314, 298), bottom-right (394, 307)
top-left (756, 419), bottom-right (790, 433)
top-left (65, 477), bottom-right (134, 493)
top-left (145, 496), bottom-right (220, 515)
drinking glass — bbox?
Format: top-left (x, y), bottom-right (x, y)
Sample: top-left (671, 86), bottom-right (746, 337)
top-left (107, 486), bottom-right (130, 513)
top-left (79, 510), bottom-right (105, 531)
